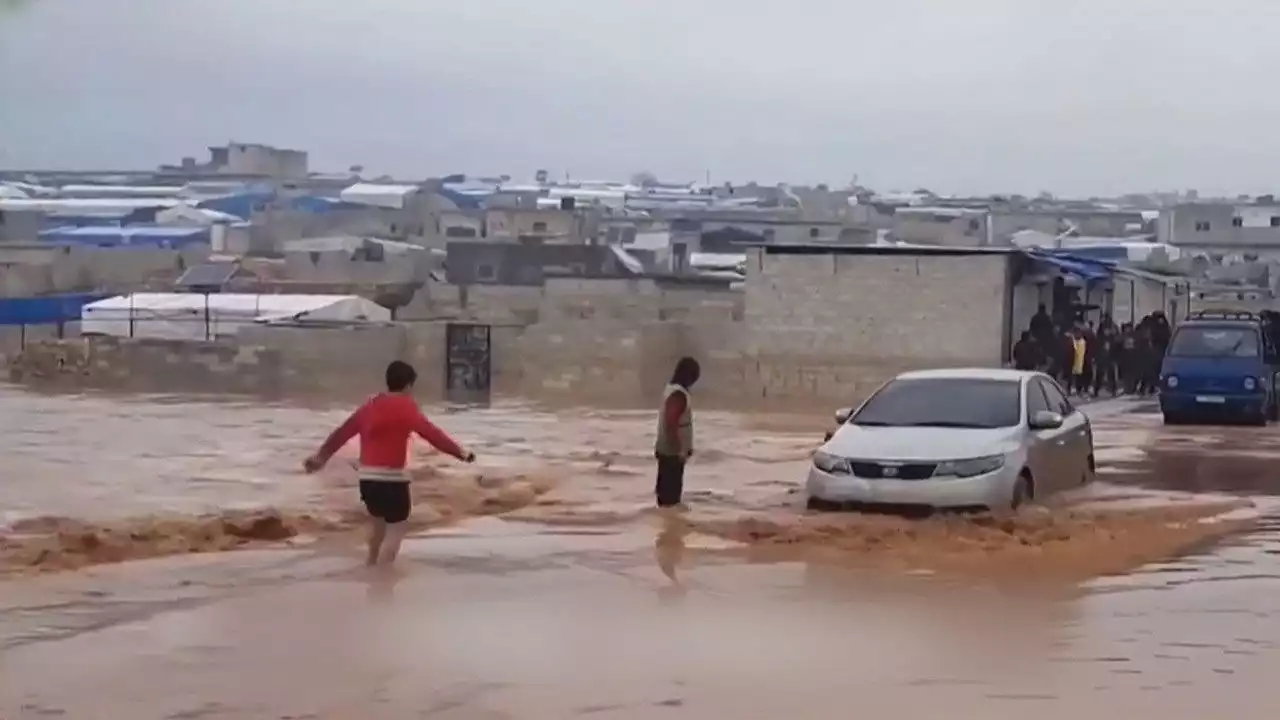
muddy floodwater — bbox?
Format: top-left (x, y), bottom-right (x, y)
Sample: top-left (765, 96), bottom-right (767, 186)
top-left (2, 384), bottom-right (1280, 718)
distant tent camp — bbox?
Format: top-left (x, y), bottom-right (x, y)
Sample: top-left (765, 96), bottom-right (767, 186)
top-left (80, 292), bottom-right (390, 341)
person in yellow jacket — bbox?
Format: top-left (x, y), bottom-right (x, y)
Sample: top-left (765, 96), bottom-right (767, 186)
top-left (1070, 328), bottom-right (1088, 396)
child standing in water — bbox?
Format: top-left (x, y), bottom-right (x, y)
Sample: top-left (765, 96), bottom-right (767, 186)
top-left (304, 361), bottom-right (475, 567)
top-left (654, 357), bottom-right (700, 509)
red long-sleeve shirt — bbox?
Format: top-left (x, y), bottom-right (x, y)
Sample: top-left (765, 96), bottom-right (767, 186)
top-left (316, 393), bottom-right (467, 473)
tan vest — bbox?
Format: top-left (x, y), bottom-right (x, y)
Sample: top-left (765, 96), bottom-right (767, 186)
top-left (655, 384), bottom-right (693, 456)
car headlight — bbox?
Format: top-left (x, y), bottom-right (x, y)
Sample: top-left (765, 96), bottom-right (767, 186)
top-left (812, 450), bottom-right (850, 474)
top-left (1166, 375), bottom-right (1179, 388)
top-left (1244, 376), bottom-right (1257, 391)
top-left (935, 455), bottom-right (1005, 478)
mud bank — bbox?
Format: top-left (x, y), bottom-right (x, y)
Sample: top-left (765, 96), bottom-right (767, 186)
top-left (691, 501), bottom-right (1258, 582)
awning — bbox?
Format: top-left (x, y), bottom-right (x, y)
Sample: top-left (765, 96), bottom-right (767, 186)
top-left (1028, 253), bottom-right (1112, 282)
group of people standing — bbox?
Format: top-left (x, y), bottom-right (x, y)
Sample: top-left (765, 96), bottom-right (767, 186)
top-left (1012, 304), bottom-right (1172, 398)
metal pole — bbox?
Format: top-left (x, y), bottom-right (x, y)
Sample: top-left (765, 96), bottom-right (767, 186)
top-left (204, 292), bottom-right (211, 341)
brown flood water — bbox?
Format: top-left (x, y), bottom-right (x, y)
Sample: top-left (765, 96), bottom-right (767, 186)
top-left (2, 385), bottom-right (1280, 717)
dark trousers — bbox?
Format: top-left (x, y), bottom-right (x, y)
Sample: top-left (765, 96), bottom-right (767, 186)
top-left (1093, 360), bottom-right (1117, 397)
top-left (1072, 372), bottom-right (1090, 395)
top-left (655, 454), bottom-right (686, 508)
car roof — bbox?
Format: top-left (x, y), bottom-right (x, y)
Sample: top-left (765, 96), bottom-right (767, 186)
top-left (895, 367), bottom-right (1033, 382)
top-left (1179, 319), bottom-right (1259, 327)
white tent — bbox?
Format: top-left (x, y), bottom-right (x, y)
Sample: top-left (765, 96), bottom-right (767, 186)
top-left (81, 293), bottom-right (391, 341)
top-left (339, 182), bottom-right (419, 210)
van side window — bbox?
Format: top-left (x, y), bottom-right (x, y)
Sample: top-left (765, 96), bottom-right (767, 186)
top-left (1039, 379), bottom-right (1074, 415)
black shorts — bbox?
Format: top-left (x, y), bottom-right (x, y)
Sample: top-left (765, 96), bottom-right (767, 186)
top-left (359, 480), bottom-right (412, 524)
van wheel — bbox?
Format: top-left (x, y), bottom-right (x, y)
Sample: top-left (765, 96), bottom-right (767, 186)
top-left (1010, 474), bottom-right (1034, 510)
top-left (1268, 398), bottom-right (1279, 422)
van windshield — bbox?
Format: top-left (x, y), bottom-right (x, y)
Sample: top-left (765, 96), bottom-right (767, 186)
top-left (1168, 325), bottom-right (1260, 358)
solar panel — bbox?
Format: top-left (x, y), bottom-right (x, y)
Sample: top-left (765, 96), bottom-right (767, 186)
top-left (176, 262), bottom-right (239, 289)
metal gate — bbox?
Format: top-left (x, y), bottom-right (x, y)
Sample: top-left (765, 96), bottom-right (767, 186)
top-left (445, 322), bottom-right (492, 402)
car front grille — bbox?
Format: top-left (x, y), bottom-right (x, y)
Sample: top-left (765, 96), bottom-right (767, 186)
top-left (849, 461), bottom-right (937, 480)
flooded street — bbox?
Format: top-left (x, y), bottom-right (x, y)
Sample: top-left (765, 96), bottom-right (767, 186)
top-left (3, 384), bottom-right (1280, 718)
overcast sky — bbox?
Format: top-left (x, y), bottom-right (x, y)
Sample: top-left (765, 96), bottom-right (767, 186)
top-left (2, 0), bottom-right (1278, 196)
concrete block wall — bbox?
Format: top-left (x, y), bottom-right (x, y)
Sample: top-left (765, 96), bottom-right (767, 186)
top-left (1, 246), bottom-right (208, 297)
top-left (238, 324), bottom-right (411, 396)
top-left (4, 250), bottom-right (1022, 410)
top-left (398, 279), bottom-right (742, 327)
top-left (6, 336), bottom-right (281, 394)
top-left (737, 249), bottom-right (1012, 402)
top-left (745, 250), bottom-right (1009, 364)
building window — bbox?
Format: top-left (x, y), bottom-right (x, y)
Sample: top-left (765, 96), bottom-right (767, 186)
top-left (1271, 216), bottom-right (1280, 227)
top-left (1195, 221), bottom-right (1212, 232)
top-left (1233, 217), bottom-right (1244, 227)
top-left (532, 221), bottom-right (548, 233)
top-left (968, 218), bottom-right (981, 231)
top-left (445, 226), bottom-right (477, 238)
top-left (809, 227), bottom-right (820, 238)
top-left (476, 264), bottom-right (497, 282)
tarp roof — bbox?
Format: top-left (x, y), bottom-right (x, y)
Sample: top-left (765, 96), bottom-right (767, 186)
top-left (1025, 250), bottom-right (1115, 282)
top-left (339, 182), bottom-right (419, 209)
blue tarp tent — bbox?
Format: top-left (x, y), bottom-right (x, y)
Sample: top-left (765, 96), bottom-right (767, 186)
top-left (1027, 250), bottom-right (1113, 282)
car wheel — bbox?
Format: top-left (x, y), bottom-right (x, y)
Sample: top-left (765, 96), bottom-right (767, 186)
top-left (1082, 455), bottom-right (1096, 485)
top-left (1010, 474), bottom-right (1033, 511)
top-left (1163, 413), bottom-right (1184, 426)
top-left (1249, 410), bottom-right (1268, 427)
top-left (1268, 399), bottom-right (1279, 422)
top-left (806, 496), bottom-right (831, 512)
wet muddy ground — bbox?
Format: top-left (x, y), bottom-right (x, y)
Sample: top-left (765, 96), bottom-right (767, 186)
top-left (2, 385), bottom-right (1279, 717)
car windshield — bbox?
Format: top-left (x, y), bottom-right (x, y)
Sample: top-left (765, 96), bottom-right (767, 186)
top-left (1168, 325), bottom-right (1260, 358)
top-left (850, 377), bottom-right (1021, 429)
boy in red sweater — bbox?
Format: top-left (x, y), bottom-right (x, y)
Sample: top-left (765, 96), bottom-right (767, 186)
top-left (304, 360), bottom-right (475, 567)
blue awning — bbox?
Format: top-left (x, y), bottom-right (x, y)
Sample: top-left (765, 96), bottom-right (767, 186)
top-left (1029, 252), bottom-right (1112, 282)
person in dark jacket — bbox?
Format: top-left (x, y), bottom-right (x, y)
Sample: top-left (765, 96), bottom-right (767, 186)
top-left (1030, 304), bottom-right (1055, 348)
top-left (1117, 322), bottom-right (1137, 394)
top-left (654, 357), bottom-right (701, 509)
top-left (1092, 322), bottom-right (1119, 397)
top-left (1013, 331), bottom-right (1040, 371)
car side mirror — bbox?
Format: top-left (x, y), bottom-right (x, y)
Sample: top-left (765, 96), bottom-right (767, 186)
top-left (1029, 410), bottom-right (1064, 430)
top-left (834, 408), bottom-right (852, 425)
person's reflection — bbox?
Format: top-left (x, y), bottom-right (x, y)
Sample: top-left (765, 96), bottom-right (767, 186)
top-left (655, 513), bottom-right (689, 601)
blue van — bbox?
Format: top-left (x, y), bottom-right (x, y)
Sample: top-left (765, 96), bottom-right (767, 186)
top-left (1160, 310), bottom-right (1280, 425)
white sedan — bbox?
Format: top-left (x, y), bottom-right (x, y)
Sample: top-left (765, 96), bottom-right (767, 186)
top-left (806, 368), bottom-right (1094, 512)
